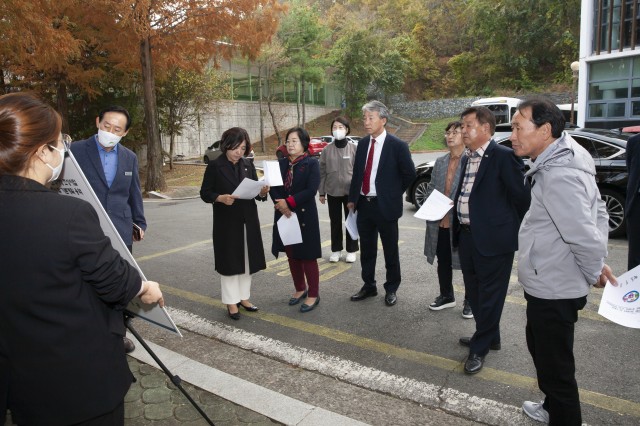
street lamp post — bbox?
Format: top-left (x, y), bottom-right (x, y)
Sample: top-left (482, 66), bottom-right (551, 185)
top-left (570, 61), bottom-right (580, 125)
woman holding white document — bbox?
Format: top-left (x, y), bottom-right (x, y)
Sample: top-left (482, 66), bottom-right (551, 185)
top-left (423, 121), bottom-right (473, 318)
top-left (270, 127), bottom-right (322, 313)
top-left (200, 127), bottom-right (269, 320)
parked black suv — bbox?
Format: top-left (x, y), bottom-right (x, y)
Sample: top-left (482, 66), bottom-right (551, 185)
top-left (405, 128), bottom-right (632, 237)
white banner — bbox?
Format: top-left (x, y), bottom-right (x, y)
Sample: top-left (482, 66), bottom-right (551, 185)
top-left (52, 152), bottom-right (181, 336)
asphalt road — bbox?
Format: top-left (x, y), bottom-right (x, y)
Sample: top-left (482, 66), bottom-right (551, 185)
top-left (133, 173), bottom-right (638, 425)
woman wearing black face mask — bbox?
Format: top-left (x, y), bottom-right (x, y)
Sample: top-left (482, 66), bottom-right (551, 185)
top-left (0, 92), bottom-right (164, 426)
top-left (318, 116), bottom-right (359, 264)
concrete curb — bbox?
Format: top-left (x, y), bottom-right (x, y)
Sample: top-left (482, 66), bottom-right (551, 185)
top-left (158, 308), bottom-right (537, 426)
top-left (126, 332), bottom-right (369, 426)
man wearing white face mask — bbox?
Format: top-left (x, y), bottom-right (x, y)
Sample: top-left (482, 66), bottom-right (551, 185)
top-left (319, 116), bottom-right (359, 263)
top-left (70, 105), bottom-right (146, 354)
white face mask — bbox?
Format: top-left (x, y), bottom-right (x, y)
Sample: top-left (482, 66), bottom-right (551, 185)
top-left (45, 145), bottom-right (65, 183)
top-left (97, 129), bottom-right (122, 148)
top-left (332, 128), bottom-right (347, 141)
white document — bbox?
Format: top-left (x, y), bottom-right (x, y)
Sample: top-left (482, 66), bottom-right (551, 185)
top-left (414, 189), bottom-right (454, 221)
top-left (277, 212), bottom-right (303, 246)
top-left (232, 178), bottom-right (264, 199)
top-left (263, 161), bottom-right (284, 186)
top-left (345, 210), bottom-right (359, 240)
top-left (598, 264), bottom-right (640, 328)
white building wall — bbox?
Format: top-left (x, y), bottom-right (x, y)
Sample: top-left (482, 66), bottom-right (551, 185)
top-left (161, 100), bottom-right (336, 159)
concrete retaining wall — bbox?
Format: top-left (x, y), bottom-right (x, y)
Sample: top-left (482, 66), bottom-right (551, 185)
top-left (388, 92), bottom-right (574, 120)
top-left (161, 100), bottom-right (336, 160)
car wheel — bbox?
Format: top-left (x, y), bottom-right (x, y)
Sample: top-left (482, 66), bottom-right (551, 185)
top-left (601, 188), bottom-right (626, 238)
top-left (412, 176), bottom-right (431, 208)
top-left (203, 155), bottom-right (209, 164)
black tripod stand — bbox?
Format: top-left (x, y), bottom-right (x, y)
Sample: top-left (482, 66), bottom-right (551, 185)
top-left (124, 315), bottom-right (214, 425)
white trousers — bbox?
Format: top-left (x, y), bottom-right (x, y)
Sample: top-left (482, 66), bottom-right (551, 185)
top-left (220, 225), bottom-right (252, 304)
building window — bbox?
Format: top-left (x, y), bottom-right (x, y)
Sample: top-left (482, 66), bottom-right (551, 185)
top-left (594, 0), bottom-right (640, 53)
top-left (587, 56), bottom-right (640, 120)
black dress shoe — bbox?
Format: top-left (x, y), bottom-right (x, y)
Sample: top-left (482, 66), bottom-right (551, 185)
top-left (350, 289), bottom-right (378, 301)
top-left (385, 292), bottom-right (397, 306)
top-left (227, 306), bottom-right (240, 320)
top-left (288, 290), bottom-right (308, 306)
top-left (300, 296), bottom-right (320, 313)
top-left (459, 337), bottom-right (501, 351)
top-left (464, 354), bottom-right (485, 374)
top-left (237, 302), bottom-right (259, 312)
top-left (123, 336), bottom-right (135, 354)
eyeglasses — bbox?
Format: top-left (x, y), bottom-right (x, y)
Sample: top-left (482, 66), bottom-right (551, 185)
top-left (50, 134), bottom-right (72, 153)
top-left (61, 134), bottom-right (72, 152)
top-left (445, 131), bottom-right (460, 137)
top-left (285, 140), bottom-right (300, 145)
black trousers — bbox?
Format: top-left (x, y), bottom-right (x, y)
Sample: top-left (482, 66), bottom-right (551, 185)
top-left (436, 227), bottom-right (454, 299)
top-left (525, 292), bottom-right (586, 426)
top-left (357, 196), bottom-right (401, 293)
top-left (327, 195), bottom-right (359, 253)
top-left (458, 229), bottom-right (512, 356)
top-left (627, 201), bottom-right (640, 270)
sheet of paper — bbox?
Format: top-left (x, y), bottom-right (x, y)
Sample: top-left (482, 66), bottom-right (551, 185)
top-left (232, 178), bottom-right (264, 199)
top-left (277, 212), bottom-right (303, 246)
top-left (598, 264), bottom-right (640, 328)
top-left (345, 210), bottom-right (359, 240)
top-left (414, 189), bottom-right (454, 221)
top-left (263, 161), bottom-right (283, 186)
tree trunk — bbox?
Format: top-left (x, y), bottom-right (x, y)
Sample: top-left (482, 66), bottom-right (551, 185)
top-left (169, 132), bottom-right (175, 170)
top-left (265, 67), bottom-right (281, 146)
top-left (301, 76), bottom-right (306, 129)
top-left (258, 66), bottom-right (265, 153)
top-left (295, 77), bottom-right (300, 127)
top-left (0, 69), bottom-right (5, 94)
top-left (56, 81), bottom-right (70, 135)
top-left (140, 36), bottom-right (166, 192)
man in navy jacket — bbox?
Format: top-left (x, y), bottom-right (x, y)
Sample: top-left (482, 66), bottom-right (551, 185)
top-left (70, 106), bottom-right (146, 252)
top-left (453, 106), bottom-right (531, 374)
top-left (70, 105), bottom-right (146, 353)
top-left (347, 100), bottom-right (416, 306)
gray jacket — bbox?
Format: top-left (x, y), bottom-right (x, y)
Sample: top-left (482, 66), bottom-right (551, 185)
top-left (518, 133), bottom-right (609, 299)
top-left (319, 141), bottom-right (357, 197)
top-left (423, 152), bottom-right (462, 268)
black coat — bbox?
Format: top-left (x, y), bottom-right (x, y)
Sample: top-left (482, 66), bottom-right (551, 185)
top-left (0, 175), bottom-right (142, 425)
top-left (270, 155), bottom-right (322, 259)
top-left (200, 155), bottom-right (267, 275)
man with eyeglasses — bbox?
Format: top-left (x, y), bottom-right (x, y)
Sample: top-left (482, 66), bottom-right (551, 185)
top-left (70, 105), bottom-right (146, 354)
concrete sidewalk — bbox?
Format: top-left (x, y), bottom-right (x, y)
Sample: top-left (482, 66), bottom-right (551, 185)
top-left (122, 310), bottom-right (535, 426)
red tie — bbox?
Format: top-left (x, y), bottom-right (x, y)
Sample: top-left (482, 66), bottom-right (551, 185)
top-left (361, 138), bottom-right (375, 195)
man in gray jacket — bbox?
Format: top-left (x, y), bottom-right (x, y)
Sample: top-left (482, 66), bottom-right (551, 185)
top-left (510, 98), bottom-right (616, 425)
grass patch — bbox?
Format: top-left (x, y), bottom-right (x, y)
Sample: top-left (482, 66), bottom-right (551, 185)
top-left (411, 116), bottom-right (458, 151)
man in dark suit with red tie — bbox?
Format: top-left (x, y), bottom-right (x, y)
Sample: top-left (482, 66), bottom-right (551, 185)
top-left (452, 106), bottom-right (531, 374)
top-left (347, 100), bottom-right (416, 306)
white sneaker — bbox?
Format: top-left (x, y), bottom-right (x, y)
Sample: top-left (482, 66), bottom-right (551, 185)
top-left (522, 401), bottom-right (549, 423)
top-left (329, 251), bottom-right (341, 262)
top-left (345, 252), bottom-right (356, 263)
